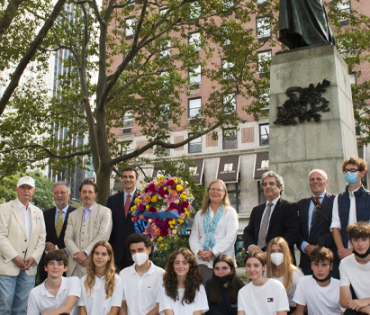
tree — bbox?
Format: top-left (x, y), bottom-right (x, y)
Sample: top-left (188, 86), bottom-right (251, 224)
top-left (0, 0), bottom-right (273, 205)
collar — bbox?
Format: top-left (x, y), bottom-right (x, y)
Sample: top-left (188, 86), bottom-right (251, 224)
top-left (130, 261), bottom-right (155, 275)
top-left (83, 203), bottom-right (95, 212)
top-left (17, 198), bottom-right (30, 211)
top-left (124, 189), bottom-right (136, 199)
top-left (41, 277), bottom-right (67, 297)
top-left (312, 191), bottom-right (326, 199)
top-left (56, 205), bottom-right (69, 213)
top-left (266, 196), bottom-right (280, 207)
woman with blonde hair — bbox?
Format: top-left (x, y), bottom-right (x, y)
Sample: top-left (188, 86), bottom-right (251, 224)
top-left (189, 179), bottom-right (239, 282)
top-left (265, 237), bottom-right (303, 315)
top-left (79, 241), bottom-right (123, 315)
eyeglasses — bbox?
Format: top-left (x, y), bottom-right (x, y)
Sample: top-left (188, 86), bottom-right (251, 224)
top-left (343, 168), bottom-right (360, 174)
top-left (209, 188), bottom-right (224, 193)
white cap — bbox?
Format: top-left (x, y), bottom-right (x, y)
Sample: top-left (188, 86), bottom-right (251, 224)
top-left (17, 176), bottom-right (35, 188)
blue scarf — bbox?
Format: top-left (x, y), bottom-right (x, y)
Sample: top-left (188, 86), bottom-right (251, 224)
top-left (202, 204), bottom-right (226, 251)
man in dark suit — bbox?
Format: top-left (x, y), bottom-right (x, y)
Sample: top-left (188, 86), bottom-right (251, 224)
top-left (39, 182), bottom-right (76, 283)
top-left (297, 169), bottom-right (339, 278)
top-left (107, 167), bottom-right (138, 271)
top-left (243, 171), bottom-right (300, 264)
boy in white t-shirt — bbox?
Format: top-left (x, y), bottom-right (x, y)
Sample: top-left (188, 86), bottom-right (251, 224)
top-left (119, 233), bottom-right (164, 315)
top-left (293, 247), bottom-right (343, 315)
top-left (339, 222), bottom-right (370, 315)
top-left (27, 251), bottom-right (81, 315)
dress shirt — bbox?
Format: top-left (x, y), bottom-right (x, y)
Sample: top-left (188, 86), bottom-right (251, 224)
top-left (123, 189), bottom-right (136, 207)
top-left (83, 204), bottom-right (94, 222)
top-left (300, 191), bottom-right (326, 253)
top-left (330, 186), bottom-right (360, 248)
top-left (17, 198), bottom-right (32, 248)
top-left (54, 205), bottom-right (69, 256)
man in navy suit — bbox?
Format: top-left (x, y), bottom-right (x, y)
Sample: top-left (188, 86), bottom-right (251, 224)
top-left (39, 182), bottom-right (76, 283)
top-left (297, 169), bottom-right (339, 278)
top-left (243, 171), bottom-right (300, 264)
top-left (107, 167), bottom-right (139, 271)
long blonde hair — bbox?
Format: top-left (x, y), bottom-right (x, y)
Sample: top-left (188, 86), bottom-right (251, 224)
top-left (200, 179), bottom-right (231, 215)
top-left (266, 237), bottom-right (295, 291)
top-left (84, 241), bottom-right (116, 299)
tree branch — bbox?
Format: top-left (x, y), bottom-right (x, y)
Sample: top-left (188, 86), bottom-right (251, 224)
top-left (0, 0), bottom-right (24, 40)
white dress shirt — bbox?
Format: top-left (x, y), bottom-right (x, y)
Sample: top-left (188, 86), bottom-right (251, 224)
top-left (189, 206), bottom-right (239, 268)
top-left (17, 198), bottom-right (32, 248)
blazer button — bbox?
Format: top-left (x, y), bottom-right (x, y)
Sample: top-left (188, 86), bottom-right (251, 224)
top-left (24, 239), bottom-right (27, 242)
top-left (22, 251), bottom-right (25, 253)
top-left (82, 232), bottom-right (84, 234)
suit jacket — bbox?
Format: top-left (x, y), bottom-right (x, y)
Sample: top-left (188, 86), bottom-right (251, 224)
top-left (39, 205), bottom-right (76, 282)
top-left (0, 199), bottom-right (46, 276)
top-left (297, 192), bottom-right (339, 275)
top-left (64, 203), bottom-right (112, 276)
top-left (107, 190), bottom-right (137, 269)
top-left (243, 198), bottom-right (300, 264)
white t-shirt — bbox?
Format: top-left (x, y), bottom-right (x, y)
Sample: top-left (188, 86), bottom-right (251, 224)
top-left (340, 254), bottom-right (370, 300)
top-left (120, 262), bottom-right (164, 315)
top-left (293, 276), bottom-right (344, 315)
top-left (78, 274), bottom-right (123, 315)
top-left (27, 276), bottom-right (81, 315)
top-left (237, 278), bottom-right (289, 315)
top-left (158, 284), bottom-right (209, 315)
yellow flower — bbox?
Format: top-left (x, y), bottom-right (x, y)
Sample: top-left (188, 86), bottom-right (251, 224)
top-left (134, 198), bottom-right (140, 204)
top-left (185, 210), bottom-right (189, 216)
top-left (176, 185), bottom-right (183, 191)
top-left (170, 225), bottom-right (174, 229)
top-left (146, 205), bottom-right (149, 210)
top-left (178, 218), bottom-right (184, 224)
top-left (160, 244), bottom-right (164, 247)
top-left (174, 179), bottom-right (178, 183)
top-left (157, 237), bottom-right (163, 242)
top-left (180, 194), bottom-right (186, 199)
top-left (151, 195), bottom-right (157, 202)
top-left (170, 219), bottom-right (176, 225)
top-left (172, 229), bottom-right (177, 234)
top-left (164, 187), bottom-right (167, 190)
top-left (131, 205), bottom-right (137, 210)
top-left (142, 184), bottom-right (145, 187)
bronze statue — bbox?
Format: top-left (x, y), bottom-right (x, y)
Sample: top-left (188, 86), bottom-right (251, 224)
top-left (279, 0), bottom-right (336, 49)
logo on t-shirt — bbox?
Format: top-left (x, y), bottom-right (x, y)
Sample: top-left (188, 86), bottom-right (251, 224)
top-left (267, 298), bottom-right (274, 302)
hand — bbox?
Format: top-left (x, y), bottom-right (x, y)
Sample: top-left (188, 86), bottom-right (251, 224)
top-left (81, 259), bottom-right (88, 267)
top-left (338, 247), bottom-right (353, 260)
top-left (201, 251), bottom-right (214, 261)
top-left (12, 256), bottom-right (27, 270)
top-left (304, 244), bottom-right (318, 256)
top-left (45, 242), bottom-right (57, 252)
top-left (73, 251), bottom-right (88, 265)
top-left (249, 245), bottom-right (263, 253)
top-left (24, 257), bottom-right (36, 270)
top-left (348, 299), bottom-right (369, 312)
top-left (59, 248), bottom-right (67, 255)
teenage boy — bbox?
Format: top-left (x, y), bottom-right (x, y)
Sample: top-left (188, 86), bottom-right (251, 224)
top-left (27, 251), bottom-right (81, 315)
top-left (119, 233), bottom-right (164, 315)
top-left (293, 247), bottom-right (344, 315)
top-left (339, 222), bottom-right (370, 315)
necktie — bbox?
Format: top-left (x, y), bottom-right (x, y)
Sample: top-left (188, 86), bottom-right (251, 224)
top-left (315, 196), bottom-right (321, 207)
top-left (257, 202), bottom-right (273, 249)
top-left (56, 210), bottom-right (63, 238)
top-left (124, 194), bottom-right (131, 217)
top-left (311, 196), bottom-right (321, 227)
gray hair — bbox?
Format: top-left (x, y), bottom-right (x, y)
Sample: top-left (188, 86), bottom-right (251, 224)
top-left (53, 181), bottom-right (71, 194)
top-left (308, 169), bottom-right (328, 181)
top-left (261, 171), bottom-right (284, 193)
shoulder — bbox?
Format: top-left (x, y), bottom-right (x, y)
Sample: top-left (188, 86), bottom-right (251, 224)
top-left (0, 200), bottom-right (15, 212)
top-left (69, 207), bottom-right (83, 218)
top-left (297, 197), bottom-right (310, 207)
top-left (119, 265), bottom-right (133, 278)
top-left (67, 276), bottom-right (80, 286)
top-left (107, 191), bottom-right (123, 201)
top-left (151, 263), bottom-right (165, 275)
top-left (80, 275), bottom-right (87, 284)
top-left (279, 198), bottom-right (297, 207)
top-left (329, 278), bottom-right (341, 287)
top-left (29, 282), bottom-right (43, 295)
top-left (44, 207), bottom-right (56, 214)
top-left (114, 274), bottom-right (123, 284)
top-left (325, 192), bottom-right (336, 199)
top-left (268, 278), bottom-right (286, 290)
top-left (226, 206), bottom-right (238, 216)
top-left (30, 203), bottom-right (43, 213)
top-left (96, 204), bottom-right (111, 214)
top-left (292, 266), bottom-right (304, 277)
top-left (68, 206), bottom-right (77, 212)
top-left (341, 254), bottom-right (355, 267)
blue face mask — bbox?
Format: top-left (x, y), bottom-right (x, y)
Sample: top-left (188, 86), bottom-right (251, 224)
top-left (344, 172), bottom-right (359, 185)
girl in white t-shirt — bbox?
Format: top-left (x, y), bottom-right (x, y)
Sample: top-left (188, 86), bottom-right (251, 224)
top-left (237, 251), bottom-right (289, 315)
top-left (266, 237), bottom-right (303, 314)
top-left (79, 241), bottom-right (123, 315)
top-left (159, 248), bottom-right (209, 315)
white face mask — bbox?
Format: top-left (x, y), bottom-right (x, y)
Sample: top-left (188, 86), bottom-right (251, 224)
top-left (132, 252), bottom-right (148, 266)
top-left (270, 253), bottom-right (284, 266)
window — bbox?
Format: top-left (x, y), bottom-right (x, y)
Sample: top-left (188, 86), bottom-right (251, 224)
top-left (189, 64), bottom-right (201, 87)
top-left (159, 8), bottom-right (169, 16)
top-left (258, 181), bottom-right (267, 204)
top-left (223, 93), bottom-right (236, 113)
top-left (188, 98), bottom-right (201, 118)
top-left (157, 137), bottom-right (170, 156)
top-left (349, 73), bottom-right (356, 85)
top-left (259, 124), bottom-right (269, 146)
top-left (189, 32), bottom-right (201, 50)
top-left (122, 111), bottom-right (133, 128)
top-left (257, 51), bottom-right (271, 73)
top-left (121, 141), bottom-right (133, 154)
top-left (222, 60), bottom-right (234, 79)
top-left (223, 128), bottom-right (237, 149)
top-left (125, 18), bottom-right (135, 37)
top-left (190, 2), bottom-right (201, 19)
top-left (259, 89), bottom-right (270, 109)
top-left (227, 183), bottom-right (241, 212)
top-left (159, 103), bottom-right (171, 123)
top-left (160, 71), bottom-right (170, 89)
top-left (256, 17), bottom-right (271, 38)
top-left (337, 0), bottom-right (350, 21)
top-left (160, 40), bottom-right (171, 58)
top-left (188, 133), bottom-right (202, 153)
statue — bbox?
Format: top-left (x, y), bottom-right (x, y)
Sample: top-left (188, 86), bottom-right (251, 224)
top-left (279, 0), bottom-right (336, 49)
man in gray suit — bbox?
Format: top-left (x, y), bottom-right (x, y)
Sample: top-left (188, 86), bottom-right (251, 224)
top-left (64, 179), bottom-right (112, 277)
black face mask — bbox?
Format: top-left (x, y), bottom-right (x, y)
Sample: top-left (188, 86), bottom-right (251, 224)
top-left (214, 274), bottom-right (232, 285)
top-left (353, 246), bottom-right (370, 259)
top-left (312, 274), bottom-right (331, 283)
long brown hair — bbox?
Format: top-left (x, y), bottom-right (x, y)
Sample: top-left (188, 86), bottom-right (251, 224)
top-left (266, 237), bottom-right (295, 291)
top-left (200, 179), bottom-right (231, 215)
top-left (209, 254), bottom-right (243, 304)
top-left (163, 248), bottom-right (203, 305)
top-left (84, 241), bottom-right (116, 299)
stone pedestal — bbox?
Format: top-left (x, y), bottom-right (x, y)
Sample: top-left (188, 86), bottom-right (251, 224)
top-left (269, 45), bottom-right (357, 202)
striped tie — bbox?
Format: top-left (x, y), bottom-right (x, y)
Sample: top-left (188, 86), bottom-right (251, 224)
top-left (56, 210), bottom-right (63, 238)
top-left (257, 202), bottom-right (273, 249)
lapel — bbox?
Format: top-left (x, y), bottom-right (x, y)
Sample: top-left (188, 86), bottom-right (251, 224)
top-left (61, 206), bottom-right (73, 233)
top-left (29, 204), bottom-right (39, 246)
top-left (124, 190), bottom-right (137, 223)
top-left (320, 193), bottom-right (330, 214)
top-left (268, 198), bottom-right (282, 234)
top-left (50, 207), bottom-right (57, 237)
top-left (255, 203), bottom-right (266, 234)
top-left (303, 198), bottom-right (311, 237)
top-left (12, 200), bottom-right (27, 237)
top-left (89, 203), bottom-right (99, 237)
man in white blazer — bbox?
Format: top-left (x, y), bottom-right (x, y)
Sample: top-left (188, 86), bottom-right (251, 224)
top-left (64, 179), bottom-right (112, 277)
top-left (0, 176), bottom-right (46, 315)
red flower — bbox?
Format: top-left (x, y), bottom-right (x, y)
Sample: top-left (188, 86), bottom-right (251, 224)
top-left (160, 229), bottom-right (169, 236)
top-left (148, 183), bottom-right (156, 193)
top-left (168, 202), bottom-right (177, 210)
top-left (158, 186), bottom-right (167, 197)
top-left (182, 201), bottom-right (189, 208)
top-left (138, 204), bottom-right (145, 212)
top-left (167, 179), bottom-right (175, 186)
top-left (148, 207), bottom-right (157, 213)
top-left (154, 219), bottom-right (160, 225)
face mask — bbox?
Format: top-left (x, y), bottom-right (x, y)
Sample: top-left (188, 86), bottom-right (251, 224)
top-left (353, 246), bottom-right (370, 259)
top-left (270, 253), bottom-right (284, 266)
top-left (312, 274), bottom-right (331, 283)
top-left (214, 274), bottom-right (231, 285)
top-left (344, 172), bottom-right (359, 185)
top-left (132, 252), bottom-right (147, 266)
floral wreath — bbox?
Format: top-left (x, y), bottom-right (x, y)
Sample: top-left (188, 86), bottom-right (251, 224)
top-left (130, 175), bottom-right (194, 244)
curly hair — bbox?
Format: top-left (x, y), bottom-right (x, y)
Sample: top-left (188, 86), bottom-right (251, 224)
top-left (163, 248), bottom-right (203, 305)
top-left (347, 221), bottom-right (370, 240)
top-left (342, 157), bottom-right (368, 172)
top-left (200, 179), bottom-right (231, 215)
top-left (309, 247), bottom-right (334, 263)
top-left (84, 241), bottom-right (116, 299)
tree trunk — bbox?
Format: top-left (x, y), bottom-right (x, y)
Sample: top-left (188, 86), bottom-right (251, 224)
top-left (96, 164), bottom-right (113, 206)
